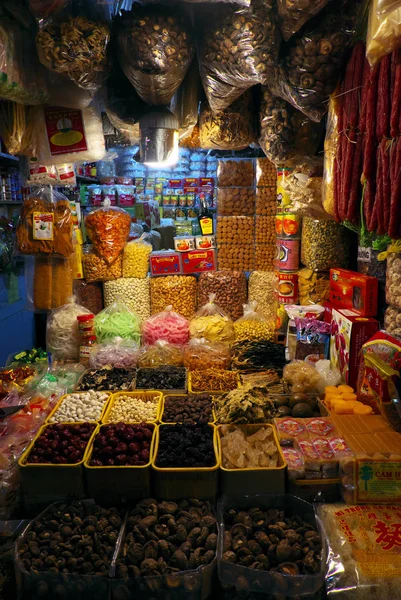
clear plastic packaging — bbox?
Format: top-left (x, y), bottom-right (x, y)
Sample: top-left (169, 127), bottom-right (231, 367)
top-left (89, 338), bottom-right (138, 369)
top-left (150, 275), bottom-right (197, 319)
top-left (386, 250), bottom-right (401, 308)
top-left (29, 0), bottom-right (70, 19)
top-left (367, 0), bottom-right (401, 66)
top-left (46, 296), bottom-right (91, 361)
top-left (82, 246), bottom-right (122, 283)
top-left (217, 159), bottom-right (254, 187)
top-left (117, 4), bottom-right (194, 105)
top-left (217, 216), bottom-right (255, 245)
top-left (217, 243), bottom-right (256, 272)
top-left (234, 301), bottom-right (275, 341)
top-left (73, 280), bottom-right (104, 315)
top-left (384, 305), bottom-right (401, 337)
top-left (33, 104), bottom-right (106, 165)
top-left (16, 187), bottom-right (73, 258)
top-left (31, 256), bottom-right (73, 311)
top-left (217, 188), bottom-right (255, 217)
top-left (277, 0), bottom-right (331, 41)
top-left (104, 64), bottom-right (144, 144)
top-left (170, 59), bottom-right (200, 141)
top-left (122, 235), bottom-right (152, 278)
top-left (36, 16), bottom-right (110, 91)
top-left (103, 277), bottom-right (150, 321)
top-left (94, 298), bottom-right (141, 344)
top-left (298, 268), bottom-right (330, 305)
top-left (137, 339), bottom-right (184, 367)
top-left (322, 95), bottom-right (339, 218)
top-left (85, 206), bottom-right (131, 265)
top-left (190, 294), bottom-right (235, 343)
top-left (199, 93), bottom-right (256, 151)
top-left (142, 306), bottom-right (190, 345)
top-left (259, 86), bottom-right (321, 164)
top-left (301, 218), bottom-right (350, 271)
top-left (198, 271), bottom-right (247, 321)
top-left (295, 317), bottom-right (331, 361)
top-left (45, 71), bottom-right (94, 109)
top-left (248, 271), bottom-right (277, 322)
top-left (199, 0), bottom-right (280, 112)
top-left (184, 337), bottom-right (230, 370)
top-left (269, 1), bottom-right (363, 122)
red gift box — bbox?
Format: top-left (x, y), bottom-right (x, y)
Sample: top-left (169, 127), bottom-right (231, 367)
top-left (329, 268), bottom-right (378, 317)
top-left (181, 249), bottom-right (216, 274)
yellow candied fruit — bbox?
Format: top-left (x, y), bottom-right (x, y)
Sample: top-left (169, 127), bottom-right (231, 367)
top-left (325, 386), bottom-right (339, 394)
top-left (354, 404), bottom-right (373, 415)
top-left (338, 385), bottom-right (354, 394)
top-left (342, 393), bottom-right (357, 402)
top-left (333, 401), bottom-right (354, 414)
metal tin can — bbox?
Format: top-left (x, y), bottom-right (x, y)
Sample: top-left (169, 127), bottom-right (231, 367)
top-left (274, 238), bottom-right (300, 271)
top-left (275, 214), bottom-right (284, 236)
top-left (281, 213), bottom-right (301, 239)
top-left (274, 270), bottom-right (299, 304)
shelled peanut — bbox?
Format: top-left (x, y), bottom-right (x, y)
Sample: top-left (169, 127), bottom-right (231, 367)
top-left (106, 394), bottom-right (160, 422)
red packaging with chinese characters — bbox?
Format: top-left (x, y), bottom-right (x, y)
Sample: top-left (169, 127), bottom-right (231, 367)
top-left (330, 308), bottom-right (379, 390)
top-left (150, 251), bottom-right (181, 276)
top-left (330, 268), bottom-right (379, 317)
top-left (181, 249), bottom-right (216, 274)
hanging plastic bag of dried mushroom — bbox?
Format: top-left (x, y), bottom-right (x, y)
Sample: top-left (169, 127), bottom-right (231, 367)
top-left (277, 0), bottom-right (332, 41)
top-left (116, 4), bottom-right (194, 106)
top-left (199, 0), bottom-right (280, 113)
top-left (199, 91), bottom-right (256, 150)
top-left (269, 0), bottom-right (364, 122)
top-left (259, 87), bottom-right (322, 164)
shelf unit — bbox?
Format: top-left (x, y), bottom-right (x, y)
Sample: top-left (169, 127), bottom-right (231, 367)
top-left (76, 175), bottom-right (100, 184)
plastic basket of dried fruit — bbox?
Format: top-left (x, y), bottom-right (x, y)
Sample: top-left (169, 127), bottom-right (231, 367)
top-left (14, 500), bottom-right (122, 600)
top-left (111, 510), bottom-right (216, 600)
top-left (217, 494), bottom-right (326, 596)
top-left (188, 371), bottom-right (241, 395)
top-left (102, 391), bottom-right (163, 424)
top-left (18, 423), bottom-right (97, 509)
top-left (133, 367), bottom-right (188, 395)
top-left (45, 391), bottom-right (112, 424)
top-left (151, 424), bottom-right (220, 500)
top-left (84, 423), bottom-right (156, 503)
top-left (217, 424), bottom-right (287, 496)
top-left (160, 394), bottom-right (217, 425)
top-left (75, 367), bottom-right (136, 392)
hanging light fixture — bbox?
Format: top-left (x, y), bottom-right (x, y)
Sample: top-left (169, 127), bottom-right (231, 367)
top-left (139, 107), bottom-right (179, 168)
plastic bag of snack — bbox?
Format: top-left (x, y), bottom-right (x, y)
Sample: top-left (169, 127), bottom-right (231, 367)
top-left (89, 337), bottom-right (138, 369)
top-left (183, 337), bottom-right (230, 370)
top-left (46, 71), bottom-right (94, 110)
top-left (30, 256), bottom-right (73, 311)
top-left (199, 0), bottom-right (280, 113)
top-left (142, 306), bottom-right (190, 346)
top-left (301, 218), bottom-right (350, 271)
top-left (150, 276), bottom-right (197, 319)
top-left (190, 293), bottom-right (234, 343)
top-left (137, 339), bottom-right (184, 368)
top-left (94, 298), bottom-right (141, 344)
top-left (199, 92), bottom-right (256, 151)
top-left (295, 317), bottom-right (331, 362)
top-left (323, 94), bottom-right (340, 218)
top-left (104, 64), bottom-right (145, 144)
top-left (269, 1), bottom-right (363, 122)
top-left (33, 103), bottom-right (106, 165)
top-left (298, 268), bottom-right (330, 305)
top-left (283, 359), bottom-right (323, 393)
top-left (170, 60), bottom-right (201, 141)
top-left (46, 296), bottom-right (91, 360)
top-left (122, 234), bottom-right (152, 278)
top-left (73, 279), bottom-right (103, 314)
top-left (367, 0), bottom-right (401, 66)
top-left (117, 4), bottom-right (194, 105)
top-left (259, 87), bottom-right (322, 165)
top-left (36, 15), bottom-right (110, 91)
top-left (198, 270), bottom-right (247, 321)
top-left (285, 304), bottom-right (325, 361)
top-left (277, 0), bottom-right (331, 41)
top-left (234, 301), bottom-right (275, 342)
top-left (29, 0), bottom-right (70, 18)
top-left (85, 205), bottom-right (131, 265)
top-left (82, 246), bottom-right (122, 283)
top-left (16, 187), bottom-right (73, 258)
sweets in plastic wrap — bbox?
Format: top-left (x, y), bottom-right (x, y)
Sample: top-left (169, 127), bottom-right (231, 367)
top-left (142, 306), bottom-right (190, 346)
top-left (85, 206), bottom-right (131, 265)
top-left (189, 294), bottom-right (234, 343)
top-left (46, 296), bottom-right (91, 361)
top-left (183, 338), bottom-right (230, 371)
top-left (137, 340), bottom-right (183, 367)
top-left (150, 275), bottom-right (197, 319)
top-left (16, 188), bottom-right (73, 257)
top-left (122, 235), bottom-right (152, 278)
top-left (94, 299), bottom-right (141, 344)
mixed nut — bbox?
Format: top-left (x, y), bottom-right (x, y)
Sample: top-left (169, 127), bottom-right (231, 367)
top-left (136, 367), bottom-right (187, 391)
top-left (25, 423), bottom-right (96, 464)
top-left (116, 498), bottom-right (217, 580)
top-left (162, 394), bottom-right (214, 425)
top-left (156, 425), bottom-right (216, 468)
top-left (222, 506), bottom-right (322, 575)
top-left (89, 423), bottom-right (153, 466)
top-left (77, 367), bottom-right (136, 391)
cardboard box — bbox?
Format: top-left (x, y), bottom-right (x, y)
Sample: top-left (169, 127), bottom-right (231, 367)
top-left (181, 249), bottom-right (216, 274)
top-left (330, 308), bottom-right (379, 390)
top-left (150, 251), bottom-right (181, 276)
top-left (330, 268), bottom-right (379, 316)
